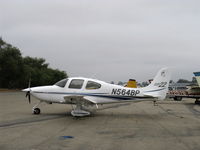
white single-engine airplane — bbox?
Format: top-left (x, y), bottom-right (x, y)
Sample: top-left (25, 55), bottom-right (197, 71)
top-left (23, 68), bottom-right (171, 117)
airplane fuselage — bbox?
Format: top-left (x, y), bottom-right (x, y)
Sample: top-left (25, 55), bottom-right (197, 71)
top-left (28, 77), bottom-right (152, 105)
top-left (23, 68), bottom-right (171, 116)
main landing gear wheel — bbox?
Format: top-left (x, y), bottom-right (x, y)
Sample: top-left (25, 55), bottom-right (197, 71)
top-left (32, 108), bottom-right (41, 115)
top-left (195, 99), bottom-right (200, 105)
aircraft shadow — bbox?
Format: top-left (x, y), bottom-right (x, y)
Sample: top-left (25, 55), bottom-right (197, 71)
top-left (0, 113), bottom-right (69, 128)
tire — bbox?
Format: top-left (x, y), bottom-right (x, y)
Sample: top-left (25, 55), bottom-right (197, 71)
top-left (176, 97), bottom-right (182, 101)
top-left (33, 108), bottom-right (41, 115)
top-left (195, 100), bottom-right (200, 105)
top-left (174, 97), bottom-right (182, 101)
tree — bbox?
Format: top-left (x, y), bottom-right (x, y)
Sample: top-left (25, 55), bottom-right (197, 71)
top-left (110, 81), bottom-right (115, 84)
top-left (177, 79), bottom-right (191, 83)
top-left (21, 57), bottom-right (67, 88)
top-left (141, 81), bottom-right (149, 87)
top-left (0, 38), bottom-right (24, 88)
top-left (0, 38), bottom-right (67, 89)
top-left (117, 81), bottom-right (124, 86)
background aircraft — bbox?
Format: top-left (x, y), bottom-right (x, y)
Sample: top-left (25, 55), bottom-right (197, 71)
top-left (187, 72), bottom-right (200, 95)
top-left (23, 68), bottom-right (171, 117)
top-left (124, 79), bottom-right (137, 88)
top-left (168, 71), bottom-right (200, 104)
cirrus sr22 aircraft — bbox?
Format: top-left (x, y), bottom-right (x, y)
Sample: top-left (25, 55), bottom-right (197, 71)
top-left (22, 68), bottom-right (171, 117)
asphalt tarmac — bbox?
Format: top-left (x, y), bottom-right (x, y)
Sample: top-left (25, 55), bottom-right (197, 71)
top-left (0, 92), bottom-right (200, 150)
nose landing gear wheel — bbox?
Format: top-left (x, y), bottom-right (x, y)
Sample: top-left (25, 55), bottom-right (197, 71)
top-left (32, 108), bottom-right (41, 115)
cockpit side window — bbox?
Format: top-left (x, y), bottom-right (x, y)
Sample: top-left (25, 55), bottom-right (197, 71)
top-left (69, 79), bottom-right (84, 89)
top-left (54, 79), bottom-right (68, 88)
top-left (86, 81), bottom-right (101, 90)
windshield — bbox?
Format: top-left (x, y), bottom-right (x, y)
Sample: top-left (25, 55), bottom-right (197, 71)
top-left (54, 79), bottom-right (68, 88)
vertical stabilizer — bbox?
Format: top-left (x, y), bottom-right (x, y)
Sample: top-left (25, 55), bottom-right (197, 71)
top-left (143, 68), bottom-right (171, 100)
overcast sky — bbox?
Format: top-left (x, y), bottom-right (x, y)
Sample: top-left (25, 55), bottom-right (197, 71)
top-left (1, 0), bottom-right (200, 83)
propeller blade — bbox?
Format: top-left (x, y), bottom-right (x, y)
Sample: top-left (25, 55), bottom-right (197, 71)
top-left (24, 77), bottom-right (32, 104)
top-left (26, 91), bottom-right (29, 97)
top-left (26, 91), bottom-right (31, 103)
top-left (28, 93), bottom-right (31, 104)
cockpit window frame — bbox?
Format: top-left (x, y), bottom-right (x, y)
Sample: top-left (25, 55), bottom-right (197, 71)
top-left (86, 81), bottom-right (101, 90)
top-left (54, 79), bottom-right (68, 88)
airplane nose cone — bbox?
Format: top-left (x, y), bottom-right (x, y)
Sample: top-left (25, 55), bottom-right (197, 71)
top-left (22, 88), bottom-right (30, 92)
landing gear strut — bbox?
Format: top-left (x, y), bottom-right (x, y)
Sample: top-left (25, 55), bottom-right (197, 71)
top-left (32, 101), bottom-right (42, 115)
